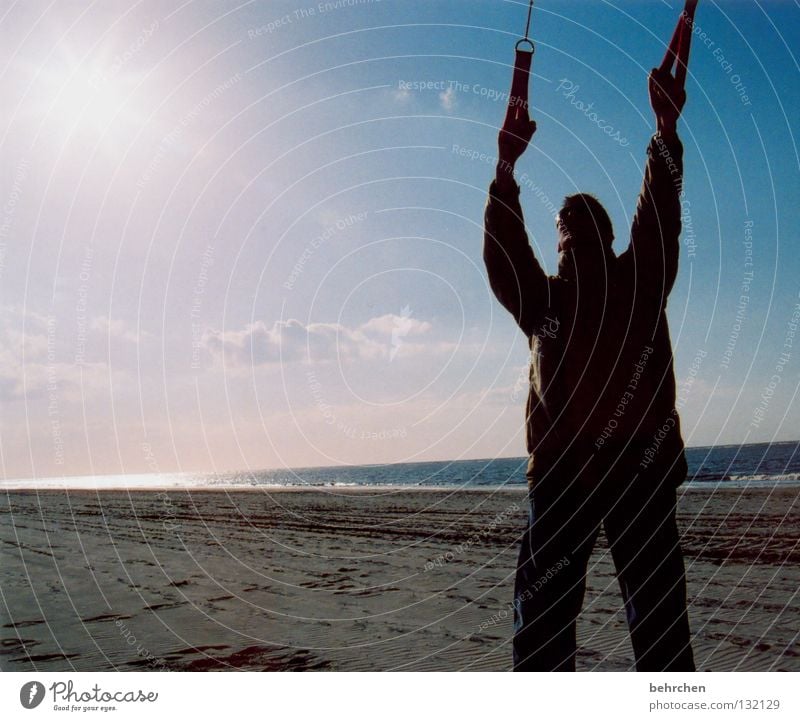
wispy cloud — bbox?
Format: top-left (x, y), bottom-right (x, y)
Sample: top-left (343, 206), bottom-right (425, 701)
top-left (0, 306), bottom-right (126, 402)
top-left (439, 86), bottom-right (456, 112)
top-left (90, 316), bottom-right (149, 344)
top-left (393, 87), bottom-right (411, 104)
top-left (202, 313), bottom-right (440, 368)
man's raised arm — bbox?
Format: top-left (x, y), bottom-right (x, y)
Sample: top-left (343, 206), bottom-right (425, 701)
top-left (623, 68), bottom-right (687, 304)
top-left (483, 115), bottom-right (549, 338)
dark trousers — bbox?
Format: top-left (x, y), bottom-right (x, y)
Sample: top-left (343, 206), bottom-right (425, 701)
top-left (513, 451), bottom-right (695, 671)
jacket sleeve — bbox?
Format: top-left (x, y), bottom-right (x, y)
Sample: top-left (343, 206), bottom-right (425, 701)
top-left (623, 133), bottom-right (684, 303)
top-left (483, 177), bottom-right (550, 338)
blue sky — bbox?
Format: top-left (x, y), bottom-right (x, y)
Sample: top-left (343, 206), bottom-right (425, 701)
top-left (1, 0), bottom-right (799, 479)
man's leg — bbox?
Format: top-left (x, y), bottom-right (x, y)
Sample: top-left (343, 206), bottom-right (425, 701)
top-left (513, 459), bottom-right (601, 671)
top-left (604, 471), bottom-right (695, 671)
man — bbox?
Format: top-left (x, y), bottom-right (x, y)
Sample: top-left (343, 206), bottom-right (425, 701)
top-left (483, 66), bottom-right (695, 671)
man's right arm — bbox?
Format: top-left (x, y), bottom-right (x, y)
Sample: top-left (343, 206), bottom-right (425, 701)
top-left (483, 163), bottom-right (549, 338)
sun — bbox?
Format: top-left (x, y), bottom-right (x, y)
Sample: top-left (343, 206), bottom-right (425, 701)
top-left (27, 42), bottom-right (150, 153)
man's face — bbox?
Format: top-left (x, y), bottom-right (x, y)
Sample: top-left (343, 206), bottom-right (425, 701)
top-left (555, 200), bottom-right (601, 253)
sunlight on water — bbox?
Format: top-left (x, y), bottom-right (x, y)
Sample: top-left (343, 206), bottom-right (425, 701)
top-left (2, 442), bottom-right (798, 491)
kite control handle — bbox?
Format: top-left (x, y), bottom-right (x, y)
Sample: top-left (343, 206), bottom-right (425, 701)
top-left (660, 0), bottom-right (699, 88)
top-left (503, 3), bottom-right (536, 128)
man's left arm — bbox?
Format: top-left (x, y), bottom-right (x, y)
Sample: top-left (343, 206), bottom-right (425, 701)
top-left (621, 68), bottom-right (687, 303)
top-left (627, 131), bottom-right (684, 299)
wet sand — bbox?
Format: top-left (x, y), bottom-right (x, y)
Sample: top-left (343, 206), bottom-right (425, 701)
top-left (1, 485), bottom-right (798, 671)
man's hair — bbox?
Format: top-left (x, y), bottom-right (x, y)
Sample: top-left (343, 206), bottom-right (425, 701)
top-left (563, 193), bottom-right (614, 247)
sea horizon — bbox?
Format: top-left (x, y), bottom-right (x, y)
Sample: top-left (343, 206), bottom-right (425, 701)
top-left (3, 440), bottom-right (799, 491)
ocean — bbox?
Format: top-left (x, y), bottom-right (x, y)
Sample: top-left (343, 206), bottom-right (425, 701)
top-left (2, 441), bottom-right (799, 491)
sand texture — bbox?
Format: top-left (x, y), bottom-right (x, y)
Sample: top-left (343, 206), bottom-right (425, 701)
top-left (1, 486), bottom-right (798, 671)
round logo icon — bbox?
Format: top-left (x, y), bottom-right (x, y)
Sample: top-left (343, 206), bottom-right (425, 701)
top-left (20, 681), bottom-right (45, 709)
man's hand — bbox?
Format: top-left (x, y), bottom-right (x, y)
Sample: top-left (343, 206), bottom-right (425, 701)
top-left (496, 113), bottom-right (536, 190)
top-left (649, 67), bottom-right (686, 138)
top-left (498, 112), bottom-right (537, 171)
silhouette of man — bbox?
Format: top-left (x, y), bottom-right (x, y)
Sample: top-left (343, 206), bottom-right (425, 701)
top-left (483, 66), bottom-right (695, 671)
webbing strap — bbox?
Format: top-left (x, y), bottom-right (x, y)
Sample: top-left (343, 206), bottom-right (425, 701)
top-left (505, 0), bottom-right (536, 126)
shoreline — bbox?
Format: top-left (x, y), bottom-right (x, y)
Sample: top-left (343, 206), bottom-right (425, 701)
top-left (2, 481), bottom-right (799, 493)
top-left (0, 485), bottom-right (528, 494)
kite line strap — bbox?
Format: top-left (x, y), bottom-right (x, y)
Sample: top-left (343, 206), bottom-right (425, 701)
top-left (505, 1), bottom-right (536, 126)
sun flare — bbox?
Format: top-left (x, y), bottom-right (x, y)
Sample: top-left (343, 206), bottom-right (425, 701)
top-left (30, 44), bottom-right (150, 152)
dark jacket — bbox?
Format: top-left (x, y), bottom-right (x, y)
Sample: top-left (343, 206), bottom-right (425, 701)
top-left (484, 133), bottom-right (688, 486)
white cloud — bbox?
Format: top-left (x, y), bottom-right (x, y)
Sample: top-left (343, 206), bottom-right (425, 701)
top-left (439, 86), bottom-right (456, 112)
top-left (360, 311), bottom-right (431, 337)
top-left (90, 316), bottom-right (147, 344)
top-left (0, 306), bottom-right (128, 402)
top-left (203, 313), bottom-right (440, 368)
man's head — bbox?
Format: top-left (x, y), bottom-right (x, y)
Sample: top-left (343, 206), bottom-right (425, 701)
top-left (555, 193), bottom-right (614, 254)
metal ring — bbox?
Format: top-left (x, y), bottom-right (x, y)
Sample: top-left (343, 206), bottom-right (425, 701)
top-left (515, 38), bottom-right (535, 53)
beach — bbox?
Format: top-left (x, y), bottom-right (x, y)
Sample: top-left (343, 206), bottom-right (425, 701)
top-left (1, 485), bottom-right (798, 671)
